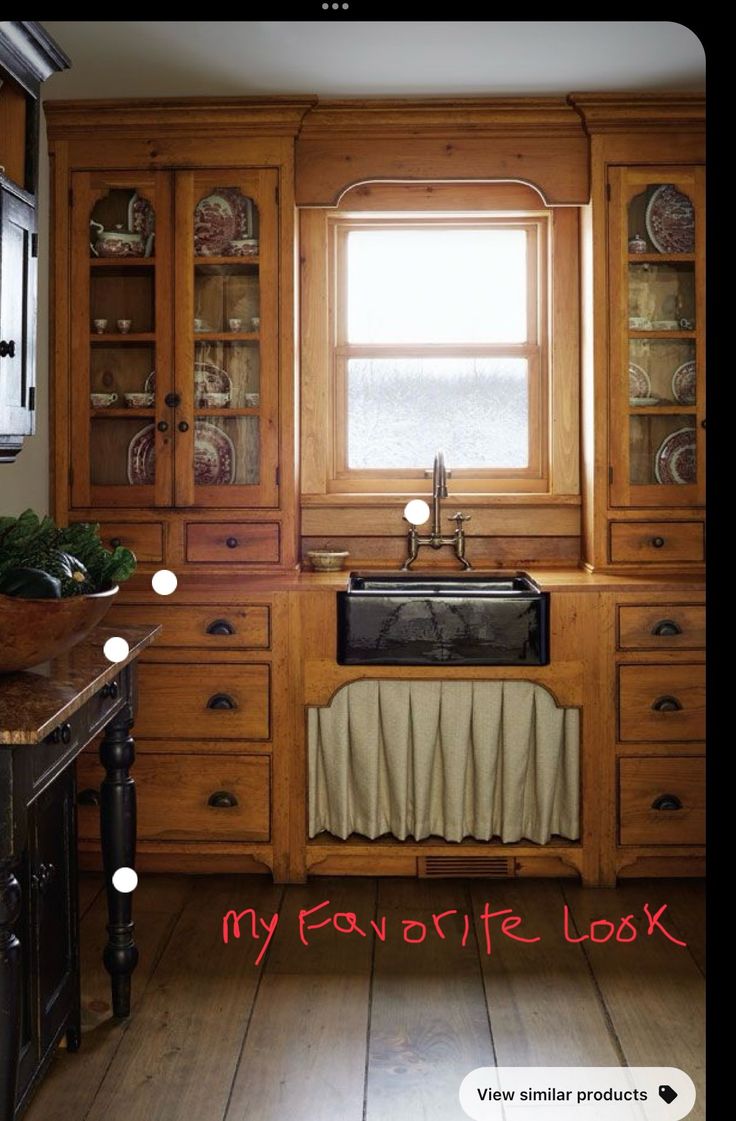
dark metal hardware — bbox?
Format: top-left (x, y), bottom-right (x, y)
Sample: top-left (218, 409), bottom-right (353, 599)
top-left (178, 421), bottom-right (189, 432)
top-left (652, 695), bottom-right (683, 712)
top-left (651, 537), bottom-right (665, 548)
top-left (102, 680), bottom-right (119, 699)
top-left (60, 723), bottom-right (72, 744)
top-left (77, 788), bottom-right (101, 807)
top-left (164, 392), bottom-right (180, 407)
top-left (157, 420), bottom-right (169, 432)
top-left (207, 790), bottom-right (239, 808)
top-left (701, 419), bottom-right (706, 429)
top-left (651, 619), bottom-right (683, 637)
top-left (109, 537), bottom-right (122, 548)
top-left (651, 794), bottom-right (683, 811)
top-left (32, 863), bottom-right (56, 894)
top-left (225, 537), bottom-right (238, 549)
top-left (206, 693), bottom-right (237, 710)
top-left (206, 619), bottom-right (236, 636)
top-left (0, 339), bottom-right (16, 359)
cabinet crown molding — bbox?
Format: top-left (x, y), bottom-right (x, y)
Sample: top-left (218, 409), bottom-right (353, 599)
top-left (568, 91), bottom-right (705, 132)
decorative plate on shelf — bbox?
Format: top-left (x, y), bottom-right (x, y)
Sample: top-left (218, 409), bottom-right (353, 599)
top-left (193, 421), bottom-right (235, 486)
top-left (645, 185), bottom-right (695, 254)
top-left (630, 397), bottom-right (659, 407)
top-left (127, 420), bottom-right (235, 486)
top-left (194, 189), bottom-right (253, 255)
top-left (628, 363), bottom-right (651, 401)
top-left (144, 370), bottom-right (155, 394)
top-left (127, 193), bottom-right (155, 255)
top-left (672, 360), bottom-right (696, 405)
top-left (194, 361), bottom-right (232, 404)
top-left (654, 427), bottom-right (696, 485)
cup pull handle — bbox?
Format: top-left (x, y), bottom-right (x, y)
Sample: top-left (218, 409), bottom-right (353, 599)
top-left (651, 794), bottom-right (683, 811)
top-left (207, 693), bottom-right (237, 710)
top-left (651, 619), bottom-right (682, 637)
top-left (208, 790), bottom-right (239, 808)
top-left (77, 788), bottom-right (101, 807)
top-left (206, 619), bottom-right (235, 636)
top-left (652, 695), bottom-right (683, 712)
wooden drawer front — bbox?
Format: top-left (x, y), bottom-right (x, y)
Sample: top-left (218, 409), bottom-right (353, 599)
top-left (135, 663), bottom-right (270, 740)
top-left (186, 522), bottom-right (280, 564)
top-left (619, 664), bottom-right (705, 742)
top-left (77, 753), bottom-right (270, 842)
top-left (95, 522), bottom-right (163, 562)
top-left (108, 604), bottom-right (270, 649)
top-left (85, 670), bottom-right (126, 738)
top-left (610, 522), bottom-right (704, 564)
top-left (618, 605), bottom-right (705, 650)
top-left (619, 757), bottom-right (705, 845)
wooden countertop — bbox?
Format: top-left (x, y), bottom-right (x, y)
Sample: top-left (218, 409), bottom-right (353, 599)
top-left (119, 566), bottom-right (705, 600)
top-left (0, 623), bottom-right (161, 745)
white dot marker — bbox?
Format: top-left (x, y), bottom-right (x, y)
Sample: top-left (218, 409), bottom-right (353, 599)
top-left (404, 498), bottom-right (431, 526)
top-left (112, 867), bottom-right (138, 893)
top-left (151, 568), bottom-right (178, 596)
top-left (103, 636), bottom-right (130, 663)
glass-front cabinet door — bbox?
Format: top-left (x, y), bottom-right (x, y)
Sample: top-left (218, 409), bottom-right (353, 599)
top-left (70, 170), bottom-right (173, 507)
top-left (608, 166), bottom-right (705, 508)
top-left (173, 169), bottom-right (279, 507)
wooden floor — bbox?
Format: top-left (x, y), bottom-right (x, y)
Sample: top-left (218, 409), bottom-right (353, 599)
top-left (28, 875), bottom-right (705, 1121)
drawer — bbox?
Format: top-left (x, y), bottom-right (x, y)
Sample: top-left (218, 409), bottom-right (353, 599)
top-left (619, 757), bottom-right (705, 845)
top-left (85, 672), bottom-right (126, 738)
top-left (186, 522), bottom-right (280, 564)
top-left (134, 662), bottom-right (270, 740)
top-left (618, 604), bottom-right (705, 650)
top-left (108, 604), bottom-right (270, 649)
top-left (91, 521), bottom-right (163, 562)
top-left (77, 753), bottom-right (270, 842)
top-left (610, 522), bottom-right (704, 564)
top-left (619, 664), bottom-right (705, 741)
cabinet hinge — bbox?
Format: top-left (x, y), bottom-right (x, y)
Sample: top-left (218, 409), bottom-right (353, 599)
top-left (275, 466), bottom-right (280, 485)
top-left (609, 466), bottom-right (613, 484)
top-left (28, 386), bottom-right (36, 412)
top-left (31, 232), bottom-right (38, 259)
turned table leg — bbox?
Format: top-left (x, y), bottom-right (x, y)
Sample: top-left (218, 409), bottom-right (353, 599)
top-left (0, 865), bottom-right (21, 1121)
top-left (99, 706), bottom-right (138, 1019)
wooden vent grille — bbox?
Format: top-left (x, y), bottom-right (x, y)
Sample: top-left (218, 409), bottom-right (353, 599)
top-left (418, 856), bottom-right (515, 878)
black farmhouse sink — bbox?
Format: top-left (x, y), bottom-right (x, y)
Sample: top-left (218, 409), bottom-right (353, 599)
top-left (337, 571), bottom-right (549, 666)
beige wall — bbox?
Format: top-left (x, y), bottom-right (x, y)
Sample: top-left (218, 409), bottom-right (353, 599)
top-left (2, 116), bottom-right (51, 517)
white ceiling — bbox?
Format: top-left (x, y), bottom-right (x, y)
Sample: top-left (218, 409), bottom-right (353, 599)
top-left (41, 21), bottom-right (704, 100)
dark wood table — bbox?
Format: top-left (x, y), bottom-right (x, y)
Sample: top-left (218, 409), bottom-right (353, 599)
top-left (0, 623), bottom-right (160, 1120)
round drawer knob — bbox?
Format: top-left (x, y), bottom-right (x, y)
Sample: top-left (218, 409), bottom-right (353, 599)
top-left (164, 392), bottom-right (181, 408)
top-left (651, 695), bottom-right (683, 712)
top-left (226, 537), bottom-right (238, 549)
top-left (206, 693), bottom-right (237, 710)
top-left (206, 619), bottom-right (235, 636)
top-left (157, 420), bottom-right (169, 432)
top-left (208, 790), bottom-right (239, 808)
top-left (651, 794), bottom-right (683, 812)
top-left (178, 421), bottom-right (189, 432)
top-left (651, 536), bottom-right (665, 548)
top-left (102, 680), bottom-right (119, 699)
top-left (651, 619), bottom-right (682, 637)
top-left (60, 722), bottom-right (72, 745)
top-left (109, 537), bottom-right (122, 548)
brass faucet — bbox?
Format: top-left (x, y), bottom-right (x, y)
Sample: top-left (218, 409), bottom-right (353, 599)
top-left (402, 451), bottom-right (472, 570)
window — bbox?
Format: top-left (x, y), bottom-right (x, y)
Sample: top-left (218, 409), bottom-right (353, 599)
top-left (332, 214), bottom-right (548, 489)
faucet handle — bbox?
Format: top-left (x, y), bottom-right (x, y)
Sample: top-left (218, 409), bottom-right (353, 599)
top-left (449, 511), bottom-right (471, 526)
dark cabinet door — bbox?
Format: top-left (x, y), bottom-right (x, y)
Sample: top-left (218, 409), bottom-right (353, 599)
top-left (30, 767), bottom-right (79, 1058)
top-left (0, 182), bottom-right (37, 462)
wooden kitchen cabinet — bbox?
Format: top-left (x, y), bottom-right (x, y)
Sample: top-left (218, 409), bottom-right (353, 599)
top-left (571, 95), bottom-right (705, 572)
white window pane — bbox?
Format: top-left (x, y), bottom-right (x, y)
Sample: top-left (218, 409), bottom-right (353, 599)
top-left (347, 229), bottom-right (527, 344)
top-left (347, 358), bottom-right (528, 469)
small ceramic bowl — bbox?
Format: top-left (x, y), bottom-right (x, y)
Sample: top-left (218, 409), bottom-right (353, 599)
top-left (306, 549), bottom-right (349, 571)
top-left (124, 392), bottom-right (154, 408)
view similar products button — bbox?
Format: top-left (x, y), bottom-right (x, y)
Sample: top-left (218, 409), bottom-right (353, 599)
top-left (459, 1067), bottom-right (696, 1121)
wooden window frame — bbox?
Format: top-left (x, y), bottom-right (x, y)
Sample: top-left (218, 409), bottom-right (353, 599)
top-left (300, 181), bottom-right (580, 503)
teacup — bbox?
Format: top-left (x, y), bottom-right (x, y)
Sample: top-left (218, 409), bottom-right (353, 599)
top-left (200, 392), bottom-right (230, 408)
top-left (244, 392), bottom-right (260, 407)
top-left (90, 392), bottom-right (118, 408)
top-left (124, 392), bottom-right (154, 407)
top-left (228, 318), bottom-right (243, 332)
top-left (117, 319), bottom-right (132, 334)
top-left (250, 316), bottom-right (260, 331)
top-left (194, 318), bottom-right (207, 332)
top-left (229, 238), bottom-right (259, 257)
top-left (92, 318), bottom-right (108, 334)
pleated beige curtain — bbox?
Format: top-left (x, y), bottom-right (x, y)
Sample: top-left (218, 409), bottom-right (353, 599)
top-left (308, 680), bottom-right (579, 845)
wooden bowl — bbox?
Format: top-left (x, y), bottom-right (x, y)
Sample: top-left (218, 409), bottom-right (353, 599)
top-left (306, 550), bottom-right (349, 572)
top-left (0, 586), bottom-right (119, 673)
